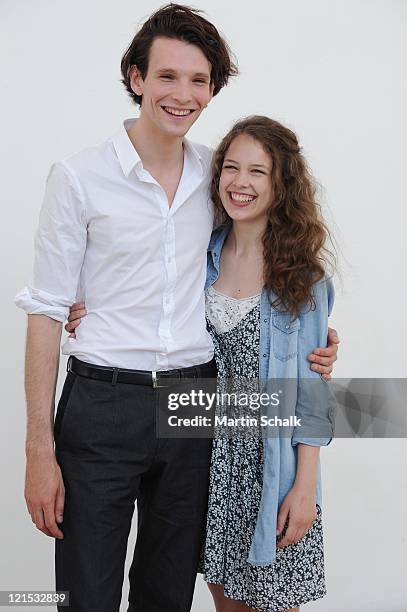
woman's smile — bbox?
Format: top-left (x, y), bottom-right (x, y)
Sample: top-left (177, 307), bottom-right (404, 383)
top-left (228, 191), bottom-right (258, 207)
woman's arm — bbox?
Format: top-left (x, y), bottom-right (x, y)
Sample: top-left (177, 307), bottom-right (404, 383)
top-left (292, 277), bottom-right (336, 447)
top-left (277, 277), bottom-right (335, 547)
top-left (276, 444), bottom-right (320, 548)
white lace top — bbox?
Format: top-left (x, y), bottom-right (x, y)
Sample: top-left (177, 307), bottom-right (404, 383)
top-left (205, 285), bottom-right (261, 334)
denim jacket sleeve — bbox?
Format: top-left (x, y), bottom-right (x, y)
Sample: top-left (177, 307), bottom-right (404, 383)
top-left (291, 277), bottom-right (336, 447)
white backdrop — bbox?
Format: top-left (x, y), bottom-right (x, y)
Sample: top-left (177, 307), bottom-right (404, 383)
top-left (1, 1), bottom-right (406, 610)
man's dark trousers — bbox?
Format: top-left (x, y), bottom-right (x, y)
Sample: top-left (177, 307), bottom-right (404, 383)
top-left (54, 365), bottom-right (214, 611)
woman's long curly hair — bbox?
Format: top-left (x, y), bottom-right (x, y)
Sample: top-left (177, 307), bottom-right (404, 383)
top-left (210, 115), bottom-right (336, 318)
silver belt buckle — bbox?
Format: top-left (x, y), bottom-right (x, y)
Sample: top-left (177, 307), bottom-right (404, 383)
top-left (152, 371), bottom-right (161, 388)
top-left (152, 370), bottom-right (168, 389)
top-left (152, 371), bottom-right (158, 388)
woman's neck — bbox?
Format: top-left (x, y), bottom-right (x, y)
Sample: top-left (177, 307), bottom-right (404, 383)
top-left (227, 218), bottom-right (266, 258)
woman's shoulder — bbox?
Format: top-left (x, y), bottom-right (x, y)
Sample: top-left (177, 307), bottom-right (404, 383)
top-left (312, 274), bottom-right (335, 316)
top-left (295, 274), bottom-right (334, 321)
top-left (208, 221), bottom-right (231, 252)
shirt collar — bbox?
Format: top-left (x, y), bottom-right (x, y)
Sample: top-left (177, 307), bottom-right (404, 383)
top-left (111, 118), bottom-right (142, 178)
top-left (183, 137), bottom-right (205, 177)
top-left (111, 117), bottom-right (205, 179)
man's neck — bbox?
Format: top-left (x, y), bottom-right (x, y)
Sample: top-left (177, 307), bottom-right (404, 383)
top-left (127, 114), bottom-right (184, 172)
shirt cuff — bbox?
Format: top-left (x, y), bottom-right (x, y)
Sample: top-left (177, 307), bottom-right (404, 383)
top-left (14, 286), bottom-right (71, 322)
top-left (291, 436), bottom-right (333, 447)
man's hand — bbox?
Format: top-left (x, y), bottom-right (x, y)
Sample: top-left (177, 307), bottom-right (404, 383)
top-left (308, 326), bottom-right (339, 381)
top-left (25, 451), bottom-right (65, 539)
top-left (65, 301), bottom-right (87, 338)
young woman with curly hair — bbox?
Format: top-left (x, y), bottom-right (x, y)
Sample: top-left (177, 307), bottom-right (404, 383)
top-left (200, 115), bottom-right (336, 612)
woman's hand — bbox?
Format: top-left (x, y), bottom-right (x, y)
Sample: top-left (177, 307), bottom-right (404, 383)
top-left (65, 301), bottom-right (87, 338)
top-left (276, 484), bottom-right (317, 548)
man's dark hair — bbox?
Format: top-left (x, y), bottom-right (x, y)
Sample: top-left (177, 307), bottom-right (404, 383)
top-left (120, 3), bottom-right (238, 106)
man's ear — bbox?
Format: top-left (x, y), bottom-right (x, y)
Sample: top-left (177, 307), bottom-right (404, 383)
top-left (129, 65), bottom-right (143, 97)
top-left (208, 81), bottom-right (215, 102)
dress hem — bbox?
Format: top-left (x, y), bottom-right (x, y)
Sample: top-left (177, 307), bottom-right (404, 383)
top-left (198, 576), bottom-right (327, 612)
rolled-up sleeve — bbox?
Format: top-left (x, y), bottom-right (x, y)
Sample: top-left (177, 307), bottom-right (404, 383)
top-left (291, 277), bottom-right (336, 447)
top-left (14, 161), bottom-right (87, 322)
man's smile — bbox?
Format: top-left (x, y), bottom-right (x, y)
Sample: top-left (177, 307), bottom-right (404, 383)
top-left (162, 106), bottom-right (195, 118)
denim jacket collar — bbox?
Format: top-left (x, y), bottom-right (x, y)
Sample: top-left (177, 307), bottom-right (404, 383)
top-left (207, 221), bottom-right (231, 266)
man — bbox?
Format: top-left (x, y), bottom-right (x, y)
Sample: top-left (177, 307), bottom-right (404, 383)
top-left (15, 4), bottom-right (339, 611)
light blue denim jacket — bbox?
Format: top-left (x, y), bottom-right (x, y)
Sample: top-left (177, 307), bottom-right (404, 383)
top-left (205, 222), bottom-right (336, 566)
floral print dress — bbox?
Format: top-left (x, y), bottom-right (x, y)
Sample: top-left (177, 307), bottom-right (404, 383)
top-left (198, 285), bottom-right (326, 612)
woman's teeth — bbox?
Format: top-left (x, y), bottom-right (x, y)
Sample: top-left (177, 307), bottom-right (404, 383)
top-left (163, 106), bottom-right (193, 116)
top-left (229, 192), bottom-right (257, 203)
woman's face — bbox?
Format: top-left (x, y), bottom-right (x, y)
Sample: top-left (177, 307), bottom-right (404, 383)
top-left (219, 134), bottom-right (273, 223)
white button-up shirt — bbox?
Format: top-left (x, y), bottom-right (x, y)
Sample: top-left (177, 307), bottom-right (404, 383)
top-left (15, 118), bottom-right (215, 370)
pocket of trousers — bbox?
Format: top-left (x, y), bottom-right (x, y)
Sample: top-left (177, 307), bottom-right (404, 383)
top-left (54, 371), bottom-right (78, 439)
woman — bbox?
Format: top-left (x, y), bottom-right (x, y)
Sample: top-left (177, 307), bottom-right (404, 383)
top-left (66, 116), bottom-right (336, 612)
top-left (199, 116), bottom-right (335, 612)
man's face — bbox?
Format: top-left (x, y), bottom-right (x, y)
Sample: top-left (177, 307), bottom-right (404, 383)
top-left (131, 37), bottom-right (214, 138)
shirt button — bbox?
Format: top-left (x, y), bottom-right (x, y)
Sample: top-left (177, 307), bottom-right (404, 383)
top-left (263, 318), bottom-right (268, 323)
top-left (263, 353), bottom-right (267, 358)
top-left (285, 324), bottom-right (290, 329)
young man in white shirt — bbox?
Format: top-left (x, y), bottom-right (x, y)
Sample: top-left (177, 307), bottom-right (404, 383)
top-left (15, 4), bottom-right (339, 611)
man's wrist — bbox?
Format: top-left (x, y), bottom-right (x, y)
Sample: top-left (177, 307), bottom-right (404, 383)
top-left (25, 440), bottom-right (55, 459)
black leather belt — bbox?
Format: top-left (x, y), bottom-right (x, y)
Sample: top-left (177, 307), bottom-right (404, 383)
top-left (67, 355), bottom-right (217, 388)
